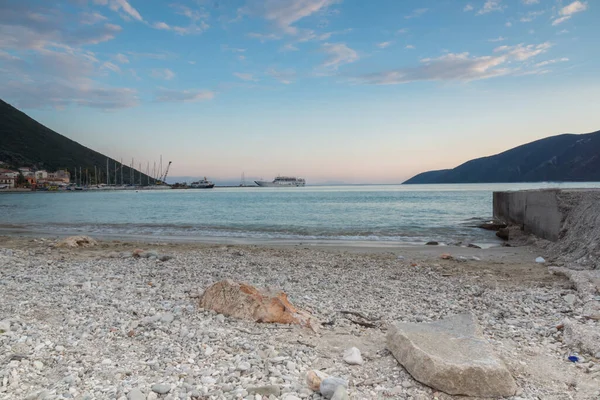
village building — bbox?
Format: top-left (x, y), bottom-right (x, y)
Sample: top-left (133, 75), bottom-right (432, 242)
top-left (0, 174), bottom-right (15, 188)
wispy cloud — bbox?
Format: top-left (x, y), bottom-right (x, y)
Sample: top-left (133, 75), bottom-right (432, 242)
top-left (493, 42), bottom-right (551, 61)
top-left (93, 0), bottom-right (143, 22)
top-left (535, 57), bottom-right (569, 67)
top-left (150, 68), bottom-right (176, 80)
top-left (266, 67), bottom-right (296, 84)
top-left (377, 41), bottom-right (392, 49)
top-left (405, 8), bottom-right (428, 19)
top-left (464, 4), bottom-right (474, 12)
top-left (281, 43), bottom-right (299, 51)
top-left (397, 28), bottom-right (408, 34)
top-left (233, 72), bottom-right (257, 81)
top-left (320, 43), bottom-right (359, 69)
top-left (80, 11), bottom-right (107, 25)
top-left (242, 0), bottom-right (340, 40)
top-left (247, 32), bottom-right (281, 42)
top-left (405, 44), bottom-right (415, 49)
top-left (552, 1), bottom-right (588, 25)
top-left (477, 0), bottom-right (504, 15)
top-left (101, 61), bottom-right (121, 73)
top-left (488, 36), bottom-right (506, 42)
top-left (114, 53), bottom-right (129, 64)
top-left (155, 89), bottom-right (215, 103)
top-left (152, 20), bottom-right (209, 35)
top-left (523, 0), bottom-right (540, 4)
top-left (520, 10), bottom-right (545, 22)
top-left (357, 42), bottom-right (553, 85)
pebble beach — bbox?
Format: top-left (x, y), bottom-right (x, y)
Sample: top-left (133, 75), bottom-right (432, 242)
top-left (1, 236), bottom-right (599, 400)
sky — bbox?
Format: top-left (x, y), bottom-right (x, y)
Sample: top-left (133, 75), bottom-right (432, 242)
top-left (1, 0), bottom-right (599, 184)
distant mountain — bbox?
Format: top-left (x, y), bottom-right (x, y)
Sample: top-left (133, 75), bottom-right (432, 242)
top-left (0, 99), bottom-right (153, 184)
top-left (404, 131), bottom-right (600, 184)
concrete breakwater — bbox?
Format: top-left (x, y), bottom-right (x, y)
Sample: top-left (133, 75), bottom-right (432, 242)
top-left (493, 188), bottom-right (600, 268)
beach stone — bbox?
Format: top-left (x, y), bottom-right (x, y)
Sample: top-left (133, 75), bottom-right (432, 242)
top-left (199, 280), bottom-right (317, 328)
top-left (158, 254), bottom-right (173, 262)
top-left (425, 241), bottom-right (438, 245)
top-left (151, 384), bottom-right (171, 394)
top-left (127, 388), bottom-right (145, 400)
top-left (563, 294), bottom-right (577, 306)
top-left (248, 385), bottom-right (281, 396)
top-left (535, 256), bottom-right (545, 263)
top-left (386, 313), bottom-right (517, 397)
top-left (343, 347), bottom-right (363, 365)
top-left (0, 319), bottom-right (11, 332)
top-left (563, 318), bottom-right (600, 356)
top-left (56, 236), bottom-right (97, 248)
top-left (320, 377), bottom-right (348, 399)
top-left (306, 370), bottom-right (329, 391)
top-left (160, 312), bottom-right (175, 323)
top-left (582, 301), bottom-right (600, 320)
top-left (496, 228), bottom-right (509, 240)
top-left (331, 386), bottom-right (349, 400)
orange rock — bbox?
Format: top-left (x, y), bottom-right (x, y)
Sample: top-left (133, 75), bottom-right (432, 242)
top-left (440, 253), bottom-right (453, 260)
top-left (132, 249), bottom-right (144, 258)
top-left (199, 280), bottom-right (317, 330)
top-left (306, 370), bottom-right (329, 391)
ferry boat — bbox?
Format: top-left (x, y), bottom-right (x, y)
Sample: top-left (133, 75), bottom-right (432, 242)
top-left (255, 176), bottom-right (306, 187)
top-left (190, 177), bottom-right (215, 189)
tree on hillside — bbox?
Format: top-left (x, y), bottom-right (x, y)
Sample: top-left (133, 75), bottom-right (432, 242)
top-left (16, 172), bottom-right (26, 187)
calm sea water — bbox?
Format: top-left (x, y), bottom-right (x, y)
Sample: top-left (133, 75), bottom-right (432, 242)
top-left (2, 183), bottom-right (600, 245)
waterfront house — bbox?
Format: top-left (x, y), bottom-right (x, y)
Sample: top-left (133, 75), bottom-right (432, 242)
top-left (47, 169), bottom-right (71, 183)
top-left (35, 170), bottom-right (48, 179)
top-left (0, 168), bottom-right (18, 178)
top-left (0, 174), bottom-right (15, 188)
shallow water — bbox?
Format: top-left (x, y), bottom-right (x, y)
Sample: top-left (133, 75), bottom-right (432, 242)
top-left (2, 182), bottom-right (600, 245)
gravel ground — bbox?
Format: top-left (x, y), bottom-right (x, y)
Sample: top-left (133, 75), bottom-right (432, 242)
top-left (1, 237), bottom-right (599, 400)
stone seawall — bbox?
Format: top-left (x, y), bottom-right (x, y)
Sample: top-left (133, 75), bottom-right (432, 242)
top-left (493, 189), bottom-right (563, 241)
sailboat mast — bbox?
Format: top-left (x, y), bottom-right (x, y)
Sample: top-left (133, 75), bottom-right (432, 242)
top-left (106, 159), bottom-right (109, 185)
top-left (120, 159), bottom-right (123, 186)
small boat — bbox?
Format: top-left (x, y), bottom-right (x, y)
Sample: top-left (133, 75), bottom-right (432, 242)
top-left (255, 176), bottom-right (305, 187)
top-left (190, 177), bottom-right (215, 189)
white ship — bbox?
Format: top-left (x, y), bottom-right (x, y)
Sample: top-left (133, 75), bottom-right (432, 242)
top-left (255, 176), bottom-right (306, 187)
top-left (190, 177), bottom-right (215, 189)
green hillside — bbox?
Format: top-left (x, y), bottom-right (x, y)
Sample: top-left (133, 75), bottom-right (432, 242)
top-left (0, 99), bottom-right (155, 185)
top-left (404, 131), bottom-right (600, 184)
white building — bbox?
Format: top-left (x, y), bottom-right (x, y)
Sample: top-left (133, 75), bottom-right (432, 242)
top-left (18, 167), bottom-right (34, 177)
top-left (35, 170), bottom-right (48, 179)
top-left (0, 168), bottom-right (18, 178)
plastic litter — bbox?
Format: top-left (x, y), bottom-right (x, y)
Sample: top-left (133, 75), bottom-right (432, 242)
top-left (568, 356), bottom-right (579, 363)
top-left (535, 257), bottom-right (545, 263)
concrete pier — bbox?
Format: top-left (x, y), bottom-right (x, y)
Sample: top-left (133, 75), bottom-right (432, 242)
top-left (493, 189), bottom-right (564, 241)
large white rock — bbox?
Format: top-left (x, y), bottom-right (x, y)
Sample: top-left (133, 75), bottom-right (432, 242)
top-left (386, 313), bottom-right (517, 397)
top-left (342, 347), bottom-right (364, 365)
top-left (563, 318), bottom-right (600, 356)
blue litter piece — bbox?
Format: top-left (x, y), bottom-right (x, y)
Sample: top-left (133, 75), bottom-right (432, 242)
top-left (568, 356), bottom-right (579, 363)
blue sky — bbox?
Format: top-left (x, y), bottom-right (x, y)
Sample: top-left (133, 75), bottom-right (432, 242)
top-left (1, 0), bottom-right (599, 183)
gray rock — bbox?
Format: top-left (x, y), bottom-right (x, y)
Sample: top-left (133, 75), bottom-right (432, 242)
top-left (160, 312), bottom-right (175, 323)
top-left (158, 254), bottom-right (173, 262)
top-left (127, 388), bottom-right (145, 400)
top-left (563, 294), bottom-right (577, 306)
top-left (582, 300), bottom-right (600, 320)
top-left (151, 384), bottom-right (171, 394)
top-left (237, 361), bottom-right (251, 371)
top-left (342, 347), bottom-right (363, 365)
top-left (563, 318), bottom-right (600, 356)
top-left (386, 313), bottom-right (517, 397)
top-left (247, 385), bottom-right (281, 396)
top-left (320, 377), bottom-right (348, 399)
top-left (330, 386), bottom-right (349, 400)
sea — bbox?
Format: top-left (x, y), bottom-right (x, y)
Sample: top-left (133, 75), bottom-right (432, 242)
top-left (2, 182), bottom-right (600, 247)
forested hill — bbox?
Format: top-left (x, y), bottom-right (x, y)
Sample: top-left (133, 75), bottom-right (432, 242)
top-left (0, 99), bottom-right (153, 184)
top-left (404, 130), bottom-right (600, 184)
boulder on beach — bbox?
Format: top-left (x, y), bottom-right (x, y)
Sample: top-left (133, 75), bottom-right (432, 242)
top-left (56, 236), bottom-right (97, 248)
top-left (496, 228), bottom-right (510, 240)
top-left (386, 313), bottom-right (517, 397)
top-left (479, 221), bottom-right (508, 231)
top-left (199, 280), bottom-right (317, 329)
